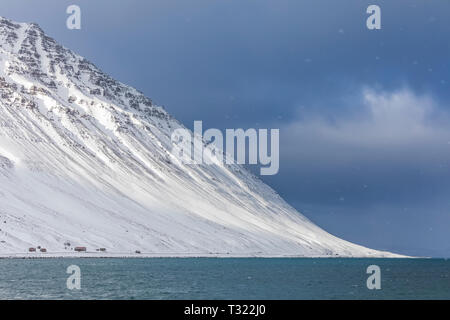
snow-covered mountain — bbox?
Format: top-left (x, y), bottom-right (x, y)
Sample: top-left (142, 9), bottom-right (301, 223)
top-left (0, 17), bottom-right (398, 257)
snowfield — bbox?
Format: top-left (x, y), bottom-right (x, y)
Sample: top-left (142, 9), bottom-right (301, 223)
top-left (0, 17), bottom-right (402, 258)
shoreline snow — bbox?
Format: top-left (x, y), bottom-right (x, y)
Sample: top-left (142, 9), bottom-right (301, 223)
top-left (0, 252), bottom-right (411, 259)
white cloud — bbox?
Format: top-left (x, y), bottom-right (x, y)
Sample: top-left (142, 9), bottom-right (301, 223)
top-left (282, 87), bottom-right (450, 168)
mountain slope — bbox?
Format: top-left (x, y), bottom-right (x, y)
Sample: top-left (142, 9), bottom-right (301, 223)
top-left (0, 17), bottom-right (398, 257)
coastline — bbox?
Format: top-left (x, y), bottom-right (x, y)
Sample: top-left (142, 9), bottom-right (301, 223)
top-left (0, 252), bottom-right (413, 259)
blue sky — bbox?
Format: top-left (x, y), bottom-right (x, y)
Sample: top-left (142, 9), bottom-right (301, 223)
top-left (1, 0), bottom-right (449, 257)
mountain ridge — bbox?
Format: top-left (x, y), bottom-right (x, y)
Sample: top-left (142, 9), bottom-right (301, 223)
top-left (0, 17), bottom-right (402, 257)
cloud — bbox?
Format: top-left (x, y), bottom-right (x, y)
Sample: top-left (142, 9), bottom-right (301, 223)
top-left (283, 87), bottom-right (450, 164)
top-left (278, 87), bottom-right (450, 206)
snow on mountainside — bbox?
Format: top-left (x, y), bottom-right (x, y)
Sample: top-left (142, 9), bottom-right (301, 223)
top-left (0, 17), bottom-right (399, 257)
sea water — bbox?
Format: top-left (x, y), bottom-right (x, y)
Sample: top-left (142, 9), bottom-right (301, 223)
top-left (0, 258), bottom-right (448, 299)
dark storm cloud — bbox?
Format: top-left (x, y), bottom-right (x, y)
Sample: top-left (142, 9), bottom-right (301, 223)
top-left (277, 88), bottom-right (450, 206)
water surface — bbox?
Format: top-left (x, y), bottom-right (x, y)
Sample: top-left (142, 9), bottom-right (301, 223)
top-left (0, 258), bottom-right (448, 299)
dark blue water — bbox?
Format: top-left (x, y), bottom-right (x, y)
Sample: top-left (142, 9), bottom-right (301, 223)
top-left (0, 258), bottom-right (448, 299)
